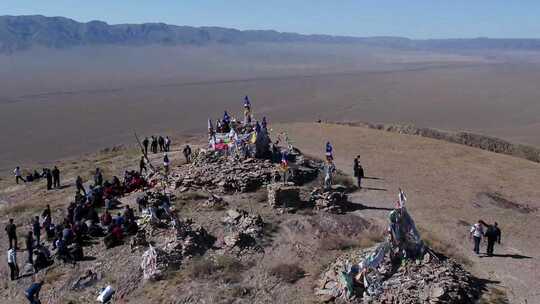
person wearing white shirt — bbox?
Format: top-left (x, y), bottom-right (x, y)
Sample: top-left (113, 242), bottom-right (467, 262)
top-left (7, 248), bottom-right (19, 280)
top-left (13, 166), bottom-right (26, 184)
top-left (470, 220), bottom-right (485, 255)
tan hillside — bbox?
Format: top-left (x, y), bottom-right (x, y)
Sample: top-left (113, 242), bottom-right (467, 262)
top-left (275, 122), bottom-right (540, 303)
top-left (0, 122), bottom-right (538, 303)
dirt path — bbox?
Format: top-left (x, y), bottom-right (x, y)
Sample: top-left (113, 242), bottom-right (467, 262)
top-left (276, 122), bottom-right (540, 303)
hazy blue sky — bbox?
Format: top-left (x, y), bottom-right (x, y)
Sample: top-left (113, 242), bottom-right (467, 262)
top-left (2, 1), bottom-right (539, 38)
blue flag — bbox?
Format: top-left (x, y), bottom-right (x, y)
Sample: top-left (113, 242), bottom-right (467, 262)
top-left (223, 111), bottom-right (230, 123)
top-left (244, 95), bottom-right (251, 108)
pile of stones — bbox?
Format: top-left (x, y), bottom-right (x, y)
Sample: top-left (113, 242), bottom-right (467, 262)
top-left (165, 218), bottom-right (215, 260)
top-left (310, 187), bottom-right (349, 213)
top-left (221, 209), bottom-right (264, 250)
top-left (267, 183), bottom-right (301, 209)
top-left (173, 150), bottom-right (277, 193)
top-left (317, 249), bottom-right (481, 304)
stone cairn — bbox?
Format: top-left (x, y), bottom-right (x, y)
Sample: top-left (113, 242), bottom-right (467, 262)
top-left (174, 150), bottom-right (276, 194)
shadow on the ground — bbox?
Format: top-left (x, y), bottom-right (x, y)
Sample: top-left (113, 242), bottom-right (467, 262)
top-left (346, 202), bottom-right (393, 212)
top-left (363, 176), bottom-right (384, 180)
top-left (480, 253), bottom-right (532, 259)
top-left (361, 187), bottom-right (387, 192)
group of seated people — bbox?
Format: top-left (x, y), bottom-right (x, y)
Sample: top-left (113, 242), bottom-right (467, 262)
top-left (32, 178), bottom-right (143, 274)
top-left (24, 168), bottom-right (49, 182)
top-left (101, 171), bottom-right (147, 199)
top-left (101, 206), bottom-right (138, 248)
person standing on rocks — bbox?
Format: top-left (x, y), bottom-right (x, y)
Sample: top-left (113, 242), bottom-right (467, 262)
top-left (142, 137), bottom-right (149, 155)
top-left (484, 222), bottom-right (502, 256)
top-left (325, 142), bottom-right (333, 161)
top-left (163, 154), bottom-right (170, 175)
top-left (324, 159), bottom-right (336, 190)
top-left (469, 220), bottom-right (485, 255)
top-left (7, 247), bottom-right (19, 281)
top-left (139, 156), bottom-right (147, 175)
top-left (52, 166), bottom-right (60, 189)
top-left (183, 145), bottom-right (192, 163)
top-left (14, 166), bottom-right (26, 184)
top-left (5, 219), bottom-right (18, 249)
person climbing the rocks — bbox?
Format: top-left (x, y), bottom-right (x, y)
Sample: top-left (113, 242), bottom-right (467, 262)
top-left (139, 156), bottom-right (147, 174)
top-left (5, 218), bottom-right (17, 249)
top-left (76, 176), bottom-right (86, 196)
top-left (52, 166), bottom-right (60, 188)
top-left (484, 222), bottom-right (502, 256)
top-left (469, 220), bottom-right (485, 255)
top-left (353, 155), bottom-right (364, 188)
top-left (163, 153), bottom-right (170, 175)
top-left (183, 145), bottom-right (192, 163)
top-left (14, 166), bottom-right (26, 184)
top-left (142, 137), bottom-right (149, 155)
top-left (7, 247), bottom-right (19, 281)
top-left (25, 280), bottom-right (44, 304)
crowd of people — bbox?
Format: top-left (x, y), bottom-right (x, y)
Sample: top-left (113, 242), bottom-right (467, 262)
top-left (141, 135), bottom-right (171, 155)
top-left (5, 160), bottom-right (153, 302)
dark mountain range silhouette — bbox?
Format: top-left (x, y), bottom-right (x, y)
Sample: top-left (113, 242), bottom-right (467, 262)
top-left (1, 15), bottom-right (540, 53)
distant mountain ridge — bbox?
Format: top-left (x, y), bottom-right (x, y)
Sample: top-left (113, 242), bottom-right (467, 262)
top-left (1, 15), bottom-right (540, 53)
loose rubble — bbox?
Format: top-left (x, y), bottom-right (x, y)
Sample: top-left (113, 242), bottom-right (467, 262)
top-left (310, 187), bottom-right (349, 213)
top-left (221, 209), bottom-right (264, 250)
top-left (174, 150), bottom-right (277, 193)
top-left (267, 183), bottom-right (301, 209)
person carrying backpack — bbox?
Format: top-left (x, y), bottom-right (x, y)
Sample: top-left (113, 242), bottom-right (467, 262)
top-left (484, 222), bottom-right (502, 256)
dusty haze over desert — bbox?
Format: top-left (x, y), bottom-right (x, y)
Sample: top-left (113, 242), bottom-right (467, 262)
top-left (2, 42), bottom-right (540, 172)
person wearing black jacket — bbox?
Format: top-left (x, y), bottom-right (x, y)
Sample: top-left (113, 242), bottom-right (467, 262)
top-left (45, 169), bottom-right (53, 191)
top-left (5, 219), bottom-right (17, 249)
top-left (142, 137), bottom-right (149, 155)
top-left (485, 222), bottom-right (502, 256)
top-left (139, 156), bottom-right (147, 175)
top-left (52, 166), bottom-right (60, 188)
top-left (158, 136), bottom-right (165, 152)
top-left (25, 231), bottom-right (34, 264)
top-left (76, 176), bottom-right (86, 196)
top-left (353, 155), bottom-right (364, 188)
